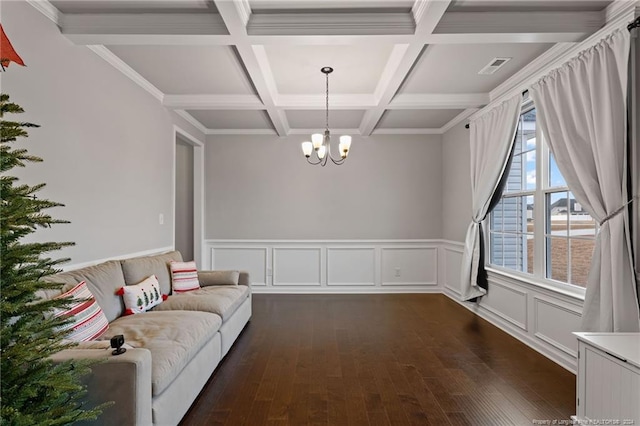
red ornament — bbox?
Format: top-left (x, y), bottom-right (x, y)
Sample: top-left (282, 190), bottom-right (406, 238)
top-left (1, 24), bottom-right (25, 70)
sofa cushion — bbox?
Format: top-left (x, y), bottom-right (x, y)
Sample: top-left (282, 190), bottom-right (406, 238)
top-left (198, 270), bottom-right (240, 286)
top-left (153, 285), bottom-right (249, 321)
top-left (42, 260), bottom-right (126, 323)
top-left (121, 251), bottom-right (183, 296)
top-left (100, 311), bottom-right (221, 396)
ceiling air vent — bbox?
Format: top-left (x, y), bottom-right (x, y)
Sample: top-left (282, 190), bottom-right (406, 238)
top-left (478, 57), bottom-right (512, 75)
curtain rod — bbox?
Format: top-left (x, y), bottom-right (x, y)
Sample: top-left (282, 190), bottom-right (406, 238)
top-left (465, 90), bottom-right (528, 129)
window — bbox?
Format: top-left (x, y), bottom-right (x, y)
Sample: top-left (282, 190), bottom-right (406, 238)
top-left (489, 103), bottom-right (596, 288)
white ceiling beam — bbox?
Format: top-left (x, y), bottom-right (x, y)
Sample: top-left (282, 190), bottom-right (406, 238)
top-left (389, 93), bottom-right (489, 109)
top-left (246, 34), bottom-right (415, 45)
top-left (214, 0), bottom-right (289, 136)
top-left (288, 128), bottom-right (362, 136)
top-left (247, 12), bottom-right (414, 36)
top-left (65, 34), bottom-right (234, 46)
top-left (62, 31), bottom-right (587, 47)
top-left (275, 94), bottom-right (378, 110)
top-left (422, 32), bottom-right (589, 44)
top-left (59, 10), bottom-right (592, 46)
top-left (162, 93), bottom-right (489, 112)
top-left (163, 95), bottom-right (265, 110)
top-left (359, 0), bottom-right (452, 136)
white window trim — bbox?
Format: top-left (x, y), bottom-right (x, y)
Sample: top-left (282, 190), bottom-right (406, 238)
top-left (487, 101), bottom-right (589, 300)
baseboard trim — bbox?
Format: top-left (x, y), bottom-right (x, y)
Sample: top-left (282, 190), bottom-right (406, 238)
top-left (251, 287), bottom-right (442, 294)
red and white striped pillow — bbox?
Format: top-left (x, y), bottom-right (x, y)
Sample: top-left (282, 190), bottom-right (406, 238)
top-left (169, 261), bottom-right (201, 293)
top-left (54, 281), bottom-right (109, 342)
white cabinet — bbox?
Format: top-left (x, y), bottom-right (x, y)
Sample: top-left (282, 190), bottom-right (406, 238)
top-left (573, 333), bottom-right (640, 424)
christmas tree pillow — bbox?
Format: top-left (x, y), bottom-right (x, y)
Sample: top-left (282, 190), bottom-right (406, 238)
top-left (54, 281), bottom-right (109, 341)
top-left (117, 275), bottom-right (167, 315)
top-left (169, 261), bottom-right (201, 293)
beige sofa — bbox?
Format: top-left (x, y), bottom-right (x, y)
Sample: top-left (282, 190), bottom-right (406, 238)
top-left (45, 251), bottom-right (251, 426)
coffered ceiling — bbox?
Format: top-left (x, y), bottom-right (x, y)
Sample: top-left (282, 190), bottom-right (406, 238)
top-left (46, 0), bottom-right (616, 135)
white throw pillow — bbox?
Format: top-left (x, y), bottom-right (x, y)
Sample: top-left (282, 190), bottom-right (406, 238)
top-left (117, 275), bottom-right (165, 315)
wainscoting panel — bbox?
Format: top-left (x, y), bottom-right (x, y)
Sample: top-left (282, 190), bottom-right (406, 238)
top-left (326, 248), bottom-right (375, 286)
top-left (533, 296), bottom-right (582, 358)
top-left (440, 240), bottom-right (585, 373)
top-left (273, 248), bottom-right (322, 286)
top-left (210, 247), bottom-right (268, 286)
top-left (205, 240), bottom-right (441, 293)
top-left (442, 245), bottom-right (464, 296)
top-left (381, 247), bottom-right (437, 286)
top-left (481, 277), bottom-right (528, 331)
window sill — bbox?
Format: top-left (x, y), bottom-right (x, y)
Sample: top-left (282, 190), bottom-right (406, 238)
top-left (485, 266), bottom-right (586, 301)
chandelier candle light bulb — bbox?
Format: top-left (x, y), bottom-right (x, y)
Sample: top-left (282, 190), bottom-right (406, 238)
top-left (301, 67), bottom-right (351, 166)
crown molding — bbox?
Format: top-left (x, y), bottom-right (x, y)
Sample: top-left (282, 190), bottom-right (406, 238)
top-left (372, 128), bottom-right (442, 135)
top-left (163, 94), bottom-right (264, 110)
top-left (411, 0), bottom-right (429, 28)
top-left (205, 128), bottom-right (278, 135)
top-left (435, 11), bottom-right (603, 35)
top-left (26, 0), bottom-right (60, 25)
top-left (606, 0), bottom-right (640, 23)
top-left (87, 46), bottom-right (164, 102)
top-left (174, 110), bottom-right (208, 135)
top-left (62, 13), bottom-right (228, 36)
top-left (389, 93), bottom-right (489, 109)
top-left (440, 108), bottom-right (478, 134)
top-left (235, 0), bottom-right (252, 28)
top-left (247, 12), bottom-right (415, 36)
top-left (275, 94), bottom-right (377, 109)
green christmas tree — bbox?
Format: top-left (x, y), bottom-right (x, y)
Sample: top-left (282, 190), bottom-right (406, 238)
top-left (0, 94), bottom-right (104, 424)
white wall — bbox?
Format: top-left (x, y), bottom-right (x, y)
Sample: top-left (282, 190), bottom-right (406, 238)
top-left (442, 121), bottom-right (472, 242)
top-left (204, 134), bottom-right (443, 240)
top-left (1, 2), bottom-right (205, 266)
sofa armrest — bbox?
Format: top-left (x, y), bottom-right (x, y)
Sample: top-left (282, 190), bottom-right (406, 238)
top-left (50, 348), bottom-right (152, 426)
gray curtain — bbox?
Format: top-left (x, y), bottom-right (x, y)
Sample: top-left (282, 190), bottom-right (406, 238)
top-left (460, 93), bottom-right (522, 301)
top-left (530, 28), bottom-right (639, 332)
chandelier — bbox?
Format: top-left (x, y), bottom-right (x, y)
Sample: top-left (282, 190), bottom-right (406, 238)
top-left (301, 67), bottom-right (352, 166)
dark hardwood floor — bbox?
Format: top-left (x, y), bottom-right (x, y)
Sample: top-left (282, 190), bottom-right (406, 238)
top-left (180, 294), bottom-right (575, 426)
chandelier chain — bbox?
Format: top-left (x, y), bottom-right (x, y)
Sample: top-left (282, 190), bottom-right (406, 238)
top-left (325, 71), bottom-right (329, 131)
